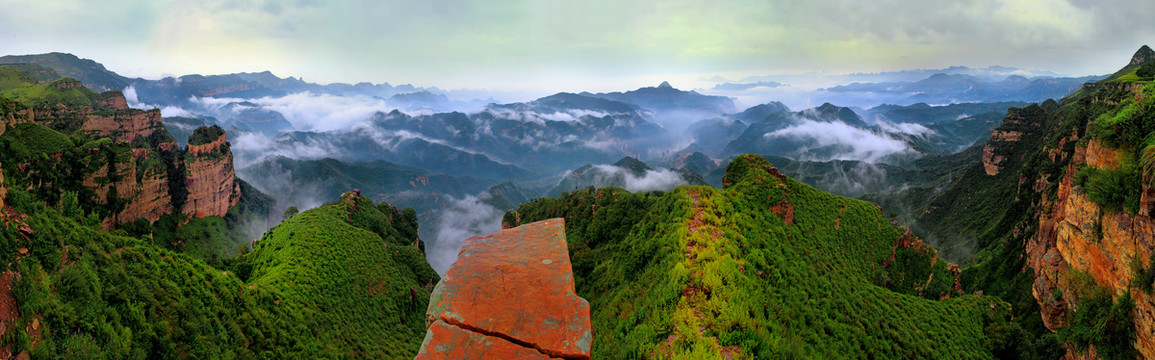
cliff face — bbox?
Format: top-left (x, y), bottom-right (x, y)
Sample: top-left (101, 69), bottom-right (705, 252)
top-left (1028, 133), bottom-right (1155, 359)
top-left (81, 147), bottom-right (174, 227)
top-left (78, 108), bottom-right (165, 143)
top-left (8, 90), bottom-right (241, 226)
top-left (26, 90), bottom-right (167, 143)
top-left (981, 106), bottom-right (1046, 176)
top-left (183, 133), bottom-right (240, 218)
top-left (416, 218), bottom-right (592, 360)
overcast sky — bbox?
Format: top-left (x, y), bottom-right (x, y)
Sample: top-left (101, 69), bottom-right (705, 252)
top-left (1, 0), bottom-right (1152, 91)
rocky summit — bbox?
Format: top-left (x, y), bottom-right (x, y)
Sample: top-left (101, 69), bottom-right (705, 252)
top-left (416, 218), bottom-right (592, 360)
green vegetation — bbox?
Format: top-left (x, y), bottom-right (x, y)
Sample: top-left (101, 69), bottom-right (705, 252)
top-left (0, 52), bottom-right (130, 90)
top-left (508, 154), bottom-right (1021, 359)
top-left (0, 77), bottom-right (98, 109)
top-left (0, 63), bottom-right (61, 83)
top-left (1075, 164), bottom-right (1143, 214)
top-left (1072, 82), bottom-right (1155, 214)
top-left (878, 54), bottom-right (1155, 360)
top-left (0, 122), bottom-right (73, 156)
top-left (237, 192), bottom-right (438, 357)
top-left (282, 206), bottom-right (299, 220)
top-left (1133, 253), bottom-right (1155, 293)
top-left (188, 125), bottom-right (225, 146)
top-left (1138, 62), bottom-right (1155, 79)
top-left (1093, 83), bottom-right (1155, 149)
top-left (0, 67), bottom-right (37, 91)
top-left (1059, 270), bottom-right (1136, 360)
top-left (0, 65), bottom-right (438, 358)
top-left (0, 187), bottom-right (436, 358)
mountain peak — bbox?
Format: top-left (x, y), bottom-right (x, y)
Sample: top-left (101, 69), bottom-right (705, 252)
top-left (658, 81), bottom-right (673, 89)
top-left (1131, 45), bottom-right (1155, 66)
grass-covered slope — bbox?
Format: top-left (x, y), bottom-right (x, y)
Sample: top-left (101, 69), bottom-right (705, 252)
top-left (0, 52), bottom-right (130, 91)
top-left (240, 191), bottom-right (437, 358)
top-left (876, 48), bottom-right (1155, 360)
top-left (505, 154), bottom-right (1020, 359)
top-left (0, 189), bottom-right (437, 359)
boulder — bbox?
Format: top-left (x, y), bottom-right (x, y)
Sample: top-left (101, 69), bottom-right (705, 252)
top-left (416, 218), bottom-right (592, 360)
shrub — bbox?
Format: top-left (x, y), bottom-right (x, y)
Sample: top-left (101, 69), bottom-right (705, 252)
top-left (1076, 165), bottom-right (1143, 214)
top-left (1062, 290), bottom-right (1136, 360)
top-left (187, 125), bottom-right (225, 146)
top-left (1137, 62), bottom-right (1155, 78)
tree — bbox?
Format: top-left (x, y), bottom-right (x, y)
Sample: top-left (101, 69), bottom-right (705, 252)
top-left (283, 206), bottom-right (299, 221)
top-left (1138, 62), bottom-right (1155, 78)
top-left (60, 191), bottom-right (81, 218)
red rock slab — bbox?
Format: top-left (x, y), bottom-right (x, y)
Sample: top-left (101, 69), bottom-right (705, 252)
top-left (424, 218), bottom-right (592, 359)
top-left (415, 320), bottom-right (550, 360)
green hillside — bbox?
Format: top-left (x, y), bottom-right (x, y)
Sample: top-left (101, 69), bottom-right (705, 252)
top-left (0, 188), bottom-right (436, 358)
top-left (0, 53), bottom-right (130, 91)
top-left (506, 154), bottom-right (1024, 359)
top-left (239, 191), bottom-right (438, 358)
top-left (864, 49), bottom-right (1155, 360)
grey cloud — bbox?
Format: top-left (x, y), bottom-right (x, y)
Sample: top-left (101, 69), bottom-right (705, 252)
top-left (762, 119), bottom-right (918, 163)
top-left (426, 194), bottom-right (504, 275)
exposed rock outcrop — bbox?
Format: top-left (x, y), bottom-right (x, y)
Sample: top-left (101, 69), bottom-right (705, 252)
top-left (9, 90), bottom-right (240, 227)
top-left (78, 108), bottom-right (165, 143)
top-left (982, 143), bottom-right (1005, 176)
top-left (416, 218), bottom-right (592, 360)
top-left (1130, 45), bottom-right (1155, 66)
top-left (183, 132), bottom-right (240, 218)
top-left (29, 91), bottom-right (167, 143)
top-left (81, 147), bottom-right (174, 227)
top-left (1028, 126), bottom-right (1155, 359)
top-left (981, 106), bottom-right (1044, 176)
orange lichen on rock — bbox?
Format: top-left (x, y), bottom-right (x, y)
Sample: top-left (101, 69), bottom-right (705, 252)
top-left (416, 218), bottom-right (592, 360)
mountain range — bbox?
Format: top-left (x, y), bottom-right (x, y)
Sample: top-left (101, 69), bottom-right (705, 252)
top-left (2, 47), bottom-right (1151, 358)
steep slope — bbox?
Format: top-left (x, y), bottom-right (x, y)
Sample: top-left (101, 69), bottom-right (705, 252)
top-left (505, 154), bottom-right (1021, 359)
top-left (902, 46), bottom-right (1155, 359)
top-left (0, 68), bottom-right (268, 266)
top-left (0, 69), bottom-right (243, 226)
top-left (0, 53), bottom-right (129, 91)
top-left (242, 191), bottom-right (439, 358)
top-left (0, 189), bottom-right (436, 359)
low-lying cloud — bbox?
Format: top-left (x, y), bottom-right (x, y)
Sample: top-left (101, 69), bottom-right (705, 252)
top-left (124, 85), bottom-right (198, 117)
top-left (234, 161), bottom-right (329, 237)
top-left (875, 121), bottom-right (936, 138)
top-left (763, 119), bottom-right (916, 163)
top-left (588, 165), bottom-right (690, 193)
top-left (187, 92), bottom-right (392, 132)
top-left (230, 131), bottom-right (347, 168)
top-left (427, 194), bottom-right (504, 275)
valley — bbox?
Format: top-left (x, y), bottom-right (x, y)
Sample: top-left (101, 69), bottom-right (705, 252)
top-left (1, 40), bottom-right (1154, 359)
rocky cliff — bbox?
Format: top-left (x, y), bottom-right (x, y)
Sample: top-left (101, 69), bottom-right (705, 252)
top-left (2, 81), bottom-right (241, 227)
top-left (80, 147), bottom-right (174, 227)
top-left (416, 218), bottom-right (592, 360)
top-left (183, 132), bottom-right (240, 218)
top-left (22, 85), bottom-right (166, 143)
top-left (959, 46), bottom-right (1155, 359)
top-left (1029, 135), bottom-right (1155, 358)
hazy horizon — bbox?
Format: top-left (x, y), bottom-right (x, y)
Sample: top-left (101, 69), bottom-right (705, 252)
top-left (2, 0), bottom-right (1153, 93)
